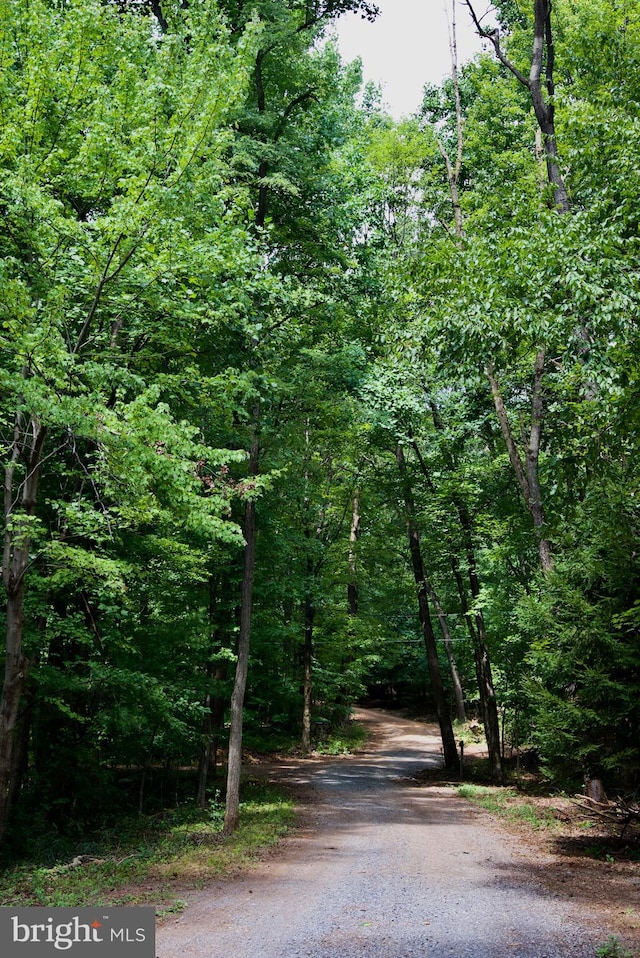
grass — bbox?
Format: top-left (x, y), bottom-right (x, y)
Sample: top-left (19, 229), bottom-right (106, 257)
top-left (0, 720), bottom-right (367, 911)
top-left (315, 720), bottom-right (368, 755)
top-left (244, 716), bottom-right (369, 758)
top-left (457, 783), bottom-right (559, 829)
top-left (453, 719), bottom-right (486, 747)
top-left (0, 781), bottom-right (294, 912)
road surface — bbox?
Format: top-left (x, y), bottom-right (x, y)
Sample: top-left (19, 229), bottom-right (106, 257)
top-left (157, 709), bottom-right (604, 958)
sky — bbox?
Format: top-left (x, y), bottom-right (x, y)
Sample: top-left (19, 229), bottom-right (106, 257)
top-left (330, 0), bottom-right (483, 119)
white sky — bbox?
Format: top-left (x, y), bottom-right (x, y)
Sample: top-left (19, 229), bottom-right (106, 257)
top-left (331, 0), bottom-right (483, 118)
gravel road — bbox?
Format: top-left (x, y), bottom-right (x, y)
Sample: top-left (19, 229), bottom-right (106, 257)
top-left (157, 709), bottom-right (605, 958)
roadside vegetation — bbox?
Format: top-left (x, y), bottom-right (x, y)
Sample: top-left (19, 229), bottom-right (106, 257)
top-left (315, 721), bottom-right (368, 755)
top-left (448, 752), bottom-right (640, 955)
top-left (0, 720), bottom-right (367, 909)
top-left (0, 781), bottom-right (293, 911)
top-left (1, 0), bottom-right (639, 882)
top-left (457, 783), bottom-right (560, 830)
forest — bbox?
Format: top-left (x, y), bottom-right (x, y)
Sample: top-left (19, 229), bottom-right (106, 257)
top-left (1, 0), bottom-right (639, 856)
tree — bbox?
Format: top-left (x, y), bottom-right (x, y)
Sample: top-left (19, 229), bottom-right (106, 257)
top-left (396, 445), bottom-right (458, 770)
top-left (0, 0), bottom-right (258, 843)
top-left (410, 0), bottom-right (640, 788)
top-left (221, 0), bottom-right (383, 829)
top-left (464, 0), bottom-right (568, 211)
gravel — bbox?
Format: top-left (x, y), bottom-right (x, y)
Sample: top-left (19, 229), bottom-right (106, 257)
top-left (157, 709), bottom-right (604, 958)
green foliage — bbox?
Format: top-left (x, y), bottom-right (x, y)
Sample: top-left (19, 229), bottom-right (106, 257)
top-left (391, 0), bottom-right (640, 792)
top-left (315, 719), bottom-right (368, 754)
top-left (0, 0), bottom-right (262, 841)
top-left (3, 0), bottom-right (640, 857)
top-left (457, 785), bottom-right (558, 829)
top-left (0, 0), bottom-right (401, 850)
top-left (596, 937), bottom-right (634, 958)
top-left (0, 781), bottom-right (293, 907)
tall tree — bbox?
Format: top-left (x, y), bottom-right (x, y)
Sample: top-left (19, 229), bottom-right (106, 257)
top-left (0, 0), bottom-right (258, 843)
top-left (220, 0), bottom-right (382, 827)
top-left (396, 446), bottom-right (458, 770)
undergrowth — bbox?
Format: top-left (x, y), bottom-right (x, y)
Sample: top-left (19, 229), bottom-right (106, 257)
top-left (0, 781), bottom-right (294, 911)
top-left (244, 717), bottom-right (368, 757)
top-left (457, 783), bottom-right (559, 829)
top-left (315, 721), bottom-right (368, 755)
top-left (596, 936), bottom-right (634, 958)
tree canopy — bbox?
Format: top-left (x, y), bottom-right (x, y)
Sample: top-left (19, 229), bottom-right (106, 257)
top-left (1, 0), bottom-right (639, 850)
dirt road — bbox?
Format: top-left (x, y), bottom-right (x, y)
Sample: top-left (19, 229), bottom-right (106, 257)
top-left (157, 709), bottom-right (605, 958)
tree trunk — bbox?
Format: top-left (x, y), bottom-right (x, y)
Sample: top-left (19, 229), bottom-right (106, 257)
top-left (451, 556), bottom-right (485, 718)
top-left (464, 0), bottom-right (569, 211)
top-left (450, 553), bottom-right (503, 784)
top-left (0, 592), bottom-right (31, 840)
top-left (438, 0), bottom-right (465, 244)
top-left (301, 590), bottom-right (314, 754)
top-left (197, 586), bottom-right (229, 808)
top-left (223, 409), bottom-right (259, 835)
top-left (347, 492), bottom-right (360, 616)
top-left (197, 682), bottom-right (214, 809)
top-left (209, 661), bottom-right (227, 780)
top-left (197, 593), bottom-right (218, 809)
top-left (463, 0), bottom-right (566, 572)
top-left (196, 661), bottom-right (227, 808)
top-left (396, 445), bottom-right (458, 771)
top-left (0, 413), bottom-right (46, 846)
top-left (301, 420), bottom-right (316, 755)
top-left (528, 0), bottom-right (569, 212)
top-left (7, 685), bottom-right (33, 819)
top-left (416, 411), bottom-right (503, 783)
top-left (423, 578), bottom-right (466, 724)
top-left (486, 357), bottom-right (554, 574)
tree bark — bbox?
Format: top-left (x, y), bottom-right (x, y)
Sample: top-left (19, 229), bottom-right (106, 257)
top-left (197, 586), bottom-right (218, 808)
top-left (464, 0), bottom-right (569, 212)
top-left (223, 407), bottom-right (259, 835)
top-left (396, 445), bottom-right (458, 771)
top-left (416, 413), bottom-right (503, 783)
top-left (196, 658), bottom-right (227, 807)
top-left (423, 578), bottom-right (466, 724)
top-left (197, 680), bottom-right (214, 810)
top-left (486, 357), bottom-right (554, 574)
top-left (209, 662), bottom-right (227, 778)
top-left (464, 0), bottom-right (566, 574)
top-left (7, 689), bottom-right (32, 819)
top-left (301, 589), bottom-right (314, 754)
top-left (459, 2), bottom-right (561, 574)
top-left (0, 412), bottom-right (47, 845)
top-left (347, 492), bottom-right (360, 616)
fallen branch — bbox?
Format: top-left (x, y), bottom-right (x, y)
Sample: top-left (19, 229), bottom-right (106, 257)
top-left (571, 794), bottom-right (640, 839)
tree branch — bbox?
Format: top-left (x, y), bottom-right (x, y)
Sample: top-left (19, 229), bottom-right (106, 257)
top-left (275, 90), bottom-right (318, 141)
top-left (485, 361), bottom-right (530, 503)
top-left (463, 0), bottom-right (530, 89)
